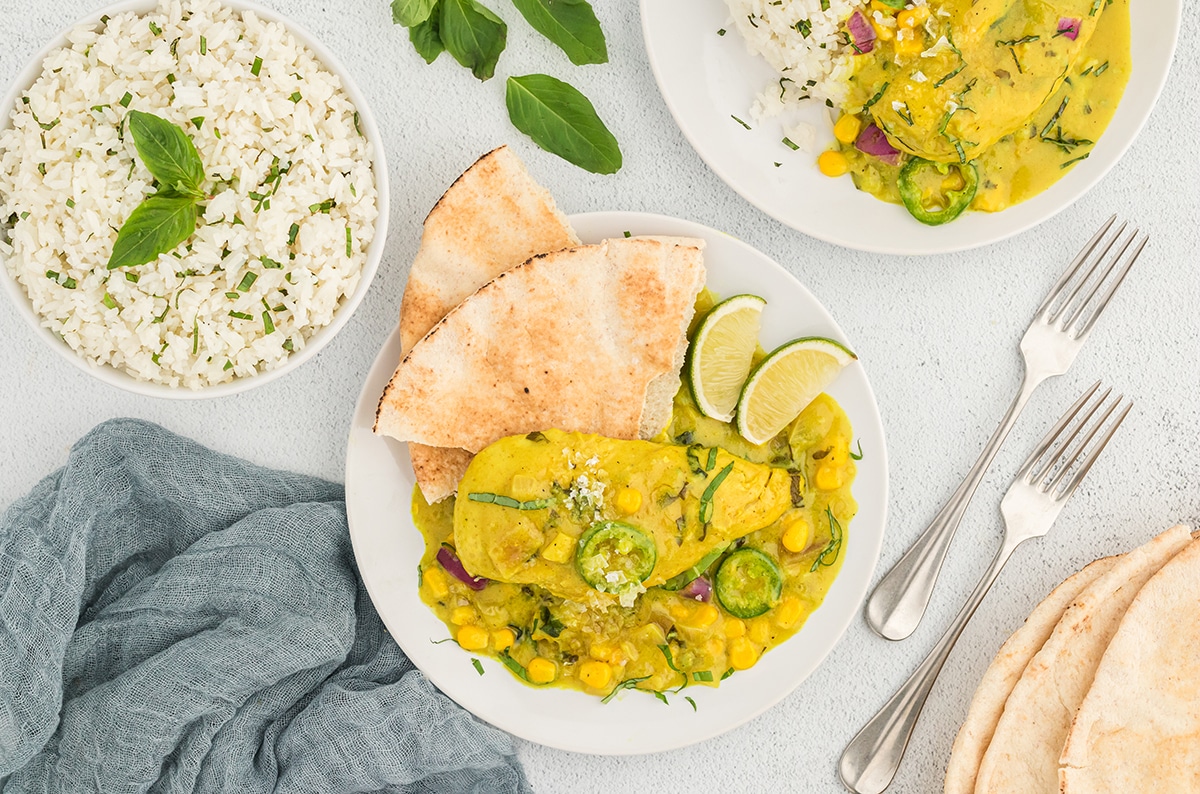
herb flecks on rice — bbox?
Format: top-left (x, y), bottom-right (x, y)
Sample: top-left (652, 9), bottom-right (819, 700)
top-left (724, 0), bottom-right (858, 122)
top-left (0, 0), bottom-right (378, 388)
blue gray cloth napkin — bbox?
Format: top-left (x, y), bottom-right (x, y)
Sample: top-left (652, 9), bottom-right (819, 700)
top-left (0, 418), bottom-right (530, 794)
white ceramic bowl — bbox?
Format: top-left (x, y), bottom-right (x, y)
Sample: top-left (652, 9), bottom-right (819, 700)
top-left (0, 0), bottom-right (389, 398)
top-left (641, 0), bottom-right (1181, 255)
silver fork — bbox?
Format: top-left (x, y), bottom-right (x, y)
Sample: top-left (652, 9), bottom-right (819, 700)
top-left (866, 217), bottom-right (1148, 641)
top-left (838, 383), bottom-right (1132, 794)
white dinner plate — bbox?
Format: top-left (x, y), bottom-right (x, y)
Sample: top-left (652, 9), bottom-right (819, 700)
top-left (345, 212), bottom-right (889, 754)
top-left (640, 0), bottom-right (1181, 255)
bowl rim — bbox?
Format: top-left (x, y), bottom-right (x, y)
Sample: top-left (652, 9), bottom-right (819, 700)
top-left (0, 0), bottom-right (390, 399)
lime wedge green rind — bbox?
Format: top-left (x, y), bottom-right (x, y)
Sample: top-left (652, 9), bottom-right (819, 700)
top-left (735, 336), bottom-right (856, 445)
top-left (686, 294), bottom-right (767, 423)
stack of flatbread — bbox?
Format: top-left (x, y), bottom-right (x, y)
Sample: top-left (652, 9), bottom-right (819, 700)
top-left (373, 146), bottom-right (706, 503)
top-left (944, 524), bottom-right (1200, 793)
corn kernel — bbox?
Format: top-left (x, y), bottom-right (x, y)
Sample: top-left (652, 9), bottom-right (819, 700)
top-left (526, 657), bottom-right (557, 684)
top-left (893, 30), bottom-right (924, 56)
top-left (897, 5), bottom-right (930, 28)
top-left (669, 602), bottom-right (691, 622)
top-left (833, 115), bottom-right (862, 145)
top-left (775, 596), bottom-right (803, 628)
top-left (578, 660), bottom-right (613, 690)
top-left (450, 606), bottom-right (477, 626)
top-left (589, 642), bottom-right (618, 662)
top-left (541, 532), bottom-right (576, 564)
top-left (749, 617), bottom-right (773, 645)
top-left (817, 150), bottom-right (850, 177)
top-left (491, 628), bottom-right (515, 652)
top-left (423, 566), bottom-right (449, 599)
top-left (816, 465), bottom-right (844, 491)
top-left (873, 20), bottom-right (895, 41)
top-left (457, 624), bottom-right (489, 650)
top-left (705, 637), bottom-right (726, 658)
top-left (683, 603), bottom-right (721, 630)
top-left (781, 515), bottom-right (812, 553)
top-left (942, 171), bottom-right (966, 192)
top-left (724, 618), bottom-right (747, 640)
top-left (615, 487), bottom-right (643, 515)
top-left (729, 637), bottom-right (760, 670)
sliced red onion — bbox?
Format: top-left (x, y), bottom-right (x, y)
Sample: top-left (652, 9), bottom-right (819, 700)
top-left (1057, 17), bottom-right (1080, 40)
top-left (846, 11), bottom-right (876, 55)
top-left (681, 576), bottom-right (712, 602)
top-left (855, 123), bottom-right (902, 165)
top-left (437, 546), bottom-right (488, 591)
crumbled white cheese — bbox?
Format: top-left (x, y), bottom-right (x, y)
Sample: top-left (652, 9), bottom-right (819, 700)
top-left (912, 70), bottom-right (928, 83)
top-left (921, 35), bottom-right (954, 58)
top-left (891, 100), bottom-right (906, 112)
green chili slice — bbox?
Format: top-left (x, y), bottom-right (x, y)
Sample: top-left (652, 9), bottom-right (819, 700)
top-left (897, 158), bottom-right (979, 226)
top-left (576, 521), bottom-right (657, 595)
top-left (714, 548), bottom-right (783, 618)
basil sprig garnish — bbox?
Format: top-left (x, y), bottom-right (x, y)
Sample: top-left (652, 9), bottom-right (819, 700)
top-left (505, 74), bottom-right (621, 174)
top-left (510, 0), bottom-right (607, 65)
top-left (439, 0), bottom-right (507, 80)
top-left (391, 0), bottom-right (438, 26)
top-left (390, 0), bottom-right (620, 173)
top-left (107, 110), bottom-right (207, 269)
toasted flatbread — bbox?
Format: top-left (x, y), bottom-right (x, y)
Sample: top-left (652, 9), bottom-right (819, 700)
top-left (973, 525), bottom-right (1194, 794)
top-left (396, 146), bottom-right (580, 503)
top-left (375, 236), bottom-right (706, 453)
top-left (1060, 534), bottom-right (1200, 793)
top-left (943, 556), bottom-right (1118, 794)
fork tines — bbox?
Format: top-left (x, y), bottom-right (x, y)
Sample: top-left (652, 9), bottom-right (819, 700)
top-left (1018, 381), bottom-right (1132, 500)
top-left (1035, 216), bottom-right (1149, 339)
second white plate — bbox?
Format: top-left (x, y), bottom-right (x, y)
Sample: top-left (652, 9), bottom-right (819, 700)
top-left (640, 0), bottom-right (1180, 255)
top-left (345, 211), bottom-right (889, 754)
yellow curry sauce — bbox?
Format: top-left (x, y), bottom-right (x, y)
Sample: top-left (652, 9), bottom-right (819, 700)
top-left (834, 0), bottom-right (1130, 214)
top-left (412, 391), bottom-right (858, 699)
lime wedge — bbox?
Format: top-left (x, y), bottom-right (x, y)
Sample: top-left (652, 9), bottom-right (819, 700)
top-left (687, 294), bottom-right (767, 422)
top-left (735, 337), bottom-right (857, 445)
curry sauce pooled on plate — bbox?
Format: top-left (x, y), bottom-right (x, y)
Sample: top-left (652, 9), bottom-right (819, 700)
top-left (833, 0), bottom-right (1131, 223)
top-left (374, 148), bottom-right (858, 699)
top-left (414, 382), bottom-right (857, 695)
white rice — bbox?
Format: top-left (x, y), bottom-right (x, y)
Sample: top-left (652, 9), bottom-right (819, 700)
top-left (724, 0), bottom-right (860, 121)
top-left (0, 0), bottom-right (378, 388)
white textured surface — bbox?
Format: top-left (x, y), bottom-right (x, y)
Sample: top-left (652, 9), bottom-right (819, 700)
top-left (0, 1), bottom-right (1198, 792)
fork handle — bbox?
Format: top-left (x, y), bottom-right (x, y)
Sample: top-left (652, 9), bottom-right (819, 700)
top-left (839, 534), bottom-right (1024, 794)
top-left (864, 369), bottom-right (1042, 640)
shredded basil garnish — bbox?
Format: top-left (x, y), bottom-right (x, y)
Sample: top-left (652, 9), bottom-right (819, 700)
top-left (467, 492), bottom-right (548, 510)
top-left (810, 507), bottom-right (844, 572)
top-left (601, 675), bottom-right (650, 704)
top-left (471, 658), bottom-right (485, 675)
top-left (699, 462), bottom-right (735, 525)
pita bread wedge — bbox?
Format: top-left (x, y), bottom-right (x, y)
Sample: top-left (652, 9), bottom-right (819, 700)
top-left (397, 146), bottom-right (580, 503)
top-left (1060, 533), bottom-right (1200, 794)
top-left (974, 524), bottom-right (1194, 794)
top-left (943, 555), bottom-right (1119, 794)
top-left (375, 236), bottom-right (706, 453)
top-left (399, 145), bottom-right (580, 351)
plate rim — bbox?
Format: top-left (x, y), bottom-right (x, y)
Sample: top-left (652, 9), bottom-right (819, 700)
top-left (345, 210), bottom-right (890, 754)
top-left (638, 0), bottom-right (1182, 256)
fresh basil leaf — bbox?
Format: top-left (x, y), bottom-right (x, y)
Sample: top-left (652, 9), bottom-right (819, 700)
top-left (439, 0), bottom-right (506, 81)
top-left (510, 0), bottom-right (607, 65)
top-left (106, 195), bottom-right (198, 269)
top-left (505, 74), bottom-right (621, 174)
top-left (409, 7), bottom-right (445, 63)
top-left (391, 0), bottom-right (438, 27)
top-left (127, 110), bottom-right (205, 198)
